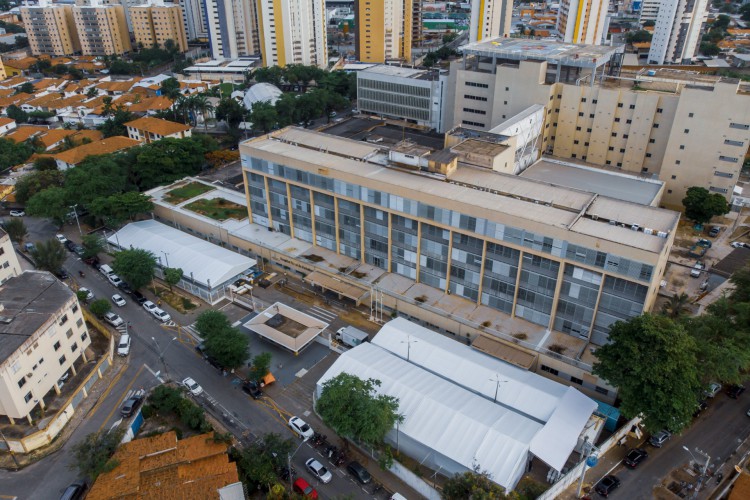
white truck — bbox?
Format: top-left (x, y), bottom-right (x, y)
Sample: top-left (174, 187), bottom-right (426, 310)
top-left (335, 326), bottom-right (369, 348)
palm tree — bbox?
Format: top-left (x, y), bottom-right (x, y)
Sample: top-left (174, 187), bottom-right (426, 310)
top-left (3, 218), bottom-right (27, 244)
top-left (191, 94), bottom-right (214, 131)
top-left (661, 292), bottom-right (691, 318)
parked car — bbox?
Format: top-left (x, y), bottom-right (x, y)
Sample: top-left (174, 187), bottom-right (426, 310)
top-left (56, 268), bottom-right (70, 280)
top-left (242, 380), bottom-right (262, 399)
top-left (120, 390), bottom-right (145, 417)
top-left (346, 461), bottom-right (372, 484)
top-left (9, 210), bottom-right (24, 217)
top-left (732, 242), bottom-right (748, 248)
top-left (112, 294), bottom-right (126, 307)
top-left (73, 245), bottom-right (85, 257)
top-left (119, 282), bottom-right (133, 294)
top-left (690, 262), bottom-right (704, 278)
top-left (182, 377), bottom-right (203, 396)
top-left (289, 416), bottom-right (314, 440)
top-left (108, 274), bottom-right (123, 287)
top-left (704, 382), bottom-right (722, 398)
top-left (117, 334), bottom-right (131, 356)
top-left (649, 430), bottom-right (671, 448)
top-left (24, 242), bottom-right (35, 252)
top-left (152, 308), bottom-right (171, 323)
top-left (59, 481), bottom-right (87, 500)
top-left (305, 458), bottom-right (333, 484)
top-left (104, 312), bottom-right (124, 328)
top-left (709, 226), bottom-right (721, 237)
top-left (65, 240), bottom-right (77, 252)
top-left (293, 477), bottom-right (318, 499)
top-left (55, 234), bottom-right (68, 245)
top-left (727, 385), bottom-right (746, 399)
top-left (594, 475), bottom-right (620, 497)
top-left (78, 287), bottom-right (94, 301)
top-left (258, 279), bottom-right (271, 288)
top-left (623, 448), bottom-right (648, 469)
top-left (142, 300), bottom-right (158, 313)
top-left (130, 290), bottom-right (147, 304)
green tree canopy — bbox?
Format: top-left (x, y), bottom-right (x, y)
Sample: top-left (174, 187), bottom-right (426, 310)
top-left (249, 352), bottom-right (272, 382)
top-left (625, 30), bottom-right (653, 44)
top-left (82, 234), bottom-right (105, 259)
top-left (316, 373), bottom-right (402, 445)
top-left (442, 467), bottom-right (511, 499)
top-left (98, 108), bottom-right (134, 138)
top-left (2, 218), bottom-right (27, 244)
top-left (6, 104), bottom-right (28, 123)
top-left (30, 239), bottom-right (66, 273)
top-left (742, 3), bottom-right (750, 21)
top-left (201, 325), bottom-right (249, 370)
top-left (593, 314), bottom-right (702, 432)
top-left (89, 298), bottom-right (111, 318)
top-left (247, 101), bottom-right (277, 133)
top-left (164, 267), bottom-right (183, 290)
top-left (252, 66), bottom-right (284, 86)
top-left (15, 82), bottom-right (35, 95)
top-left (231, 433), bottom-right (293, 492)
top-left (112, 248), bottom-right (157, 290)
top-left (195, 309), bottom-right (232, 337)
top-left (65, 155), bottom-right (129, 206)
top-left (69, 428), bottom-right (126, 482)
top-left (26, 186), bottom-right (70, 224)
top-left (160, 77), bottom-right (182, 100)
top-left (0, 138), bottom-right (33, 173)
top-left (216, 97), bottom-right (247, 129)
top-left (88, 191), bottom-right (153, 225)
top-left (682, 186), bottom-right (730, 224)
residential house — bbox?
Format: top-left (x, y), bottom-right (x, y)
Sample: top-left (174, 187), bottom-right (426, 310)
top-left (52, 136), bottom-right (140, 170)
top-left (0, 117), bottom-right (17, 136)
top-left (125, 116), bottom-right (191, 144)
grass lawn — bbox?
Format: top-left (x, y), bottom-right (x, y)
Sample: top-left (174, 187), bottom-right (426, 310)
top-left (164, 182), bottom-right (214, 204)
top-left (154, 285), bottom-right (198, 313)
top-left (184, 197), bottom-right (246, 221)
top-left (219, 82), bottom-right (237, 96)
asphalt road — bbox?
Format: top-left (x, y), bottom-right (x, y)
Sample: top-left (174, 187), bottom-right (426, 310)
top-left (0, 218), bottom-right (389, 500)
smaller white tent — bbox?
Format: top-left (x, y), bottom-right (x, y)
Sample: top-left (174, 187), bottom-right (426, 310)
top-left (243, 83), bottom-right (282, 109)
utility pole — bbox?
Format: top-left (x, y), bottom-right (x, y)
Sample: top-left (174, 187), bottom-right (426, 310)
top-left (576, 436), bottom-right (598, 498)
top-left (69, 204), bottom-right (82, 236)
top-left (288, 436), bottom-right (309, 493)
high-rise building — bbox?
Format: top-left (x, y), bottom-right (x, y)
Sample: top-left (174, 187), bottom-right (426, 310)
top-left (20, 2), bottom-right (81, 56)
top-left (412, 0), bottom-right (423, 49)
top-left (639, 0), bottom-right (660, 22)
top-left (354, 0), bottom-right (412, 63)
top-left (556, 0), bottom-right (610, 44)
top-left (256, 0), bottom-right (327, 67)
top-left (131, 2), bottom-right (188, 52)
top-left (468, 0), bottom-right (512, 42)
top-left (648, 0), bottom-right (709, 65)
top-left (179, 0), bottom-right (207, 41)
top-left (73, 1), bottom-right (132, 56)
top-left (103, 0), bottom-right (148, 33)
top-left (204, 0), bottom-right (260, 59)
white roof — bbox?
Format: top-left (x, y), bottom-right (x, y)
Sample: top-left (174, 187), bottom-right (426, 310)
top-left (243, 83), bottom-right (282, 109)
top-left (108, 220), bottom-right (256, 288)
top-left (370, 318), bottom-right (597, 470)
top-left (317, 343), bottom-right (539, 491)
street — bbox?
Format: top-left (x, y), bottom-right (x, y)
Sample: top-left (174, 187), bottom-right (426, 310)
top-left (0, 218), bottom-right (406, 499)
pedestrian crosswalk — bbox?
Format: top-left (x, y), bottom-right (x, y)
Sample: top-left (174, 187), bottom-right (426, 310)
top-left (306, 306), bottom-right (337, 323)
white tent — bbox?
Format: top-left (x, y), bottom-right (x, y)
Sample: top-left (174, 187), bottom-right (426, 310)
top-left (108, 220), bottom-right (256, 289)
top-left (243, 83), bottom-right (282, 109)
top-left (316, 343), bottom-right (540, 491)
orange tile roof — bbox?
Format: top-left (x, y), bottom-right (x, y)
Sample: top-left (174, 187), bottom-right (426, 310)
top-left (37, 129), bottom-right (77, 148)
top-left (730, 472), bottom-right (750, 500)
top-left (46, 94), bottom-right (87, 110)
top-left (26, 92), bottom-right (65, 107)
top-left (33, 78), bottom-right (67, 91)
top-left (97, 78), bottom-right (142, 93)
top-left (52, 136), bottom-right (140, 166)
top-left (5, 126), bottom-right (48, 143)
top-left (0, 89), bottom-right (14, 98)
top-left (0, 117), bottom-right (15, 128)
top-left (632, 42), bottom-right (651, 49)
top-left (4, 57), bottom-right (38, 70)
top-left (1, 76), bottom-right (30, 88)
top-left (125, 117), bottom-right (191, 137)
top-left (0, 94), bottom-right (32, 108)
top-left (71, 129), bottom-right (104, 143)
top-left (87, 432), bottom-right (239, 500)
top-left (127, 95), bottom-right (173, 113)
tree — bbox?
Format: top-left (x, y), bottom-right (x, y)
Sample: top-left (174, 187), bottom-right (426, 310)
top-left (252, 66), bottom-right (284, 86)
top-left (6, 104), bottom-right (28, 123)
top-left (201, 325), bottom-right (249, 370)
top-left (89, 299), bottom-right (111, 318)
top-left (682, 186), bottom-right (730, 224)
top-left (442, 467), bottom-right (510, 500)
top-left (247, 101), bottom-right (277, 133)
top-left (593, 314), bottom-right (702, 433)
top-left (191, 94), bottom-right (214, 131)
top-left (164, 267), bottom-right (183, 290)
top-left (34, 157), bottom-right (58, 171)
top-left (65, 155), bottom-right (128, 207)
top-left (26, 187), bottom-right (70, 225)
top-left (729, 265), bottom-right (750, 304)
top-left (216, 97), bottom-right (246, 129)
top-left (643, 20), bottom-right (656, 27)
top-left (112, 248), bottom-right (157, 290)
top-left (98, 108), bottom-right (134, 138)
top-left (195, 309), bottom-right (232, 337)
top-left (249, 352), bottom-right (272, 382)
top-left (86, 87), bottom-right (98, 98)
top-left (82, 234), bottom-right (105, 259)
top-left (661, 292), bottom-right (691, 318)
top-left (69, 428), bottom-right (126, 482)
top-left (316, 373), bottom-right (402, 445)
top-left (3, 218), bottom-right (27, 244)
top-left (15, 82), bottom-right (36, 95)
top-left (88, 191), bottom-right (153, 225)
top-left (231, 433), bottom-right (293, 492)
top-left (700, 42), bottom-right (721, 57)
top-left (30, 239), bottom-right (66, 273)
top-left (14, 170), bottom-right (64, 204)
top-left (127, 137), bottom-right (212, 190)
top-left (0, 138), bottom-right (33, 173)
top-left (625, 30), bottom-right (653, 44)
top-left (160, 77), bottom-right (182, 101)
top-left (742, 3), bottom-right (750, 22)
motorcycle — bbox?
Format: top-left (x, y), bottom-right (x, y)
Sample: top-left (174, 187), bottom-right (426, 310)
top-left (78, 270), bottom-right (85, 278)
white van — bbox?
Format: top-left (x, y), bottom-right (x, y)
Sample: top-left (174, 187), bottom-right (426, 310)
top-left (390, 494), bottom-right (407, 500)
top-left (99, 264), bottom-right (114, 276)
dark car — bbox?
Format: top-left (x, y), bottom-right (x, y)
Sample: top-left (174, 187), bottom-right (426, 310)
top-left (60, 481), bottom-right (87, 500)
top-left (242, 380), bottom-right (262, 399)
top-left (119, 282), bottom-right (133, 294)
top-left (623, 448), bottom-right (648, 469)
top-left (709, 226), bottom-right (721, 237)
top-left (83, 254), bottom-right (98, 265)
top-left (258, 278), bottom-right (272, 288)
top-left (346, 461), bottom-right (372, 484)
top-left (120, 390), bottom-right (145, 417)
top-left (130, 290), bottom-right (148, 304)
top-left (727, 385), bottom-right (746, 399)
top-left (594, 475), bottom-right (621, 497)
top-left (56, 268), bottom-right (70, 280)
top-left (65, 240), bottom-right (77, 252)
top-left (73, 245), bottom-right (85, 257)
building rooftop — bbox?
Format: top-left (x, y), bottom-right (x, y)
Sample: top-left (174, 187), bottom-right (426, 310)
top-left (125, 116), bottom-right (192, 136)
top-left (243, 302), bottom-right (328, 354)
top-left (459, 37), bottom-right (623, 68)
top-left (0, 271), bottom-right (74, 362)
top-left (359, 64), bottom-right (438, 80)
top-left (53, 136), bottom-right (140, 166)
top-left (320, 117), bottom-right (446, 150)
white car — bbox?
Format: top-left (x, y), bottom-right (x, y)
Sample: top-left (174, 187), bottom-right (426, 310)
top-left (289, 416), bottom-right (314, 440)
top-left (117, 334), bottom-right (131, 356)
top-left (182, 377), bottom-right (203, 396)
top-left (152, 308), bottom-right (171, 323)
top-left (55, 234), bottom-right (68, 245)
top-left (104, 312), bottom-right (124, 328)
top-left (142, 300), bottom-right (157, 313)
top-left (732, 242), bottom-right (747, 248)
top-left (305, 458), bottom-right (333, 484)
top-left (112, 294), bottom-right (126, 307)
top-left (78, 287), bottom-right (94, 301)
top-left (9, 210), bottom-right (24, 217)
top-left (108, 274), bottom-right (123, 287)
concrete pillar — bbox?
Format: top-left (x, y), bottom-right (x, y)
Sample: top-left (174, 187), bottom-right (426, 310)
top-left (53, 385), bottom-right (61, 396)
top-left (26, 414), bottom-right (33, 426)
top-left (556, 63), bottom-right (562, 82)
top-left (492, 55), bottom-right (497, 74)
top-left (70, 364), bottom-right (77, 376)
top-left (7, 415), bottom-right (15, 425)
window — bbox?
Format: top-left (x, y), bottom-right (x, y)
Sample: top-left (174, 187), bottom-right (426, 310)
top-left (719, 156), bottom-right (739, 163)
top-left (76, 318), bottom-right (83, 328)
top-left (649, 139), bottom-right (655, 143)
top-left (725, 139), bottom-right (745, 147)
top-left (629, 104), bottom-right (635, 109)
top-left (730, 123), bottom-right (750, 130)
top-left (578, 112), bottom-right (584, 117)
top-left (617, 103), bottom-right (623, 108)
top-left (611, 132), bottom-right (617, 137)
top-left (614, 118), bottom-right (620, 122)
top-left (576, 126), bottom-right (581, 131)
top-left (688, 112), bottom-right (694, 118)
top-left (574, 140), bottom-right (579, 145)
top-left (671, 175), bottom-right (676, 179)
top-left (676, 160), bottom-right (681, 165)
top-left (623, 134), bottom-right (629, 139)
top-left (54, 341), bottom-right (61, 351)
top-left (461, 119), bottom-right (485, 127)
top-left (464, 94), bottom-right (487, 102)
top-left (81, 332), bottom-right (88, 342)
top-left (587, 128), bottom-right (592, 133)
top-left (626, 119), bottom-right (632, 124)
top-left (592, 99), bottom-right (598, 104)
top-left (466, 81), bottom-right (489, 89)
top-left (18, 377), bottom-right (26, 388)
top-left (581, 98), bottom-right (587, 102)
top-left (684, 129), bottom-right (689, 133)
top-left (540, 365), bottom-right (559, 376)
top-left (620, 148), bottom-right (625, 153)
top-left (71, 342), bottom-right (78, 352)
top-left (570, 377), bottom-right (583, 385)
top-left (646, 153), bottom-right (652, 158)
top-left (59, 355), bottom-right (66, 365)
top-left (715, 171), bottom-right (734, 178)
top-left (58, 314), bottom-right (68, 326)
top-left (24, 392), bottom-right (32, 403)
top-left (595, 386), bottom-right (609, 395)
top-left (653, 123), bottom-right (659, 128)
top-left (608, 146), bottom-right (614, 151)
top-left (72, 304), bottom-right (79, 313)
top-left (66, 329), bottom-right (73, 339)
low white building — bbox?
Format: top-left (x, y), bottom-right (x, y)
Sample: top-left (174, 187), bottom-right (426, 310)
top-left (0, 227), bottom-right (21, 285)
top-left (243, 83), bottom-right (282, 110)
top-left (0, 117), bottom-right (17, 136)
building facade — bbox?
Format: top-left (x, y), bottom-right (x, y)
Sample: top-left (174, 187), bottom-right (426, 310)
top-left (444, 38), bottom-right (750, 208)
top-left (468, 0), bottom-right (512, 42)
top-left (556, 0), bottom-right (610, 44)
top-left (648, 0), bottom-right (709, 65)
top-left (256, 0), bottom-right (327, 68)
top-left (20, 4), bottom-right (80, 56)
top-left (639, 0), bottom-right (660, 22)
top-left (73, 3), bottom-right (132, 56)
top-left (354, 0), bottom-right (412, 63)
top-left (204, 0), bottom-right (260, 59)
top-left (0, 272), bottom-right (91, 425)
top-left (356, 65), bottom-right (446, 131)
top-left (179, 0), bottom-right (208, 41)
top-left (131, 3), bottom-right (188, 52)
top-left (125, 116), bottom-right (192, 143)
top-left (0, 228), bottom-right (21, 285)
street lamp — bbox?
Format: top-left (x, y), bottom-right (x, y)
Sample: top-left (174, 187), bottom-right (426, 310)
top-left (161, 251), bottom-right (170, 269)
top-left (489, 374), bottom-right (507, 403)
top-left (288, 435), bottom-right (309, 493)
top-left (152, 336), bottom-right (177, 382)
top-left (683, 446), bottom-right (711, 494)
top-left (400, 335), bottom-right (418, 362)
top-left (69, 204), bottom-right (82, 236)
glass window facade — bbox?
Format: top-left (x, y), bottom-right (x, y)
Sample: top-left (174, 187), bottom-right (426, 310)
top-left (420, 223), bottom-right (450, 291)
top-left (516, 254), bottom-right (560, 327)
top-left (554, 265), bottom-right (602, 339)
top-left (449, 232), bottom-right (483, 302)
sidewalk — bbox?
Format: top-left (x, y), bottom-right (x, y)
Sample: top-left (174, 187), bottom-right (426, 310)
top-left (558, 438), bottom-right (633, 499)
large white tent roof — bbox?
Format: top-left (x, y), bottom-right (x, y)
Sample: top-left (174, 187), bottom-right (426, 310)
top-left (243, 83), bottom-right (282, 109)
top-left (108, 220), bottom-right (256, 288)
top-left (317, 342), bottom-right (540, 491)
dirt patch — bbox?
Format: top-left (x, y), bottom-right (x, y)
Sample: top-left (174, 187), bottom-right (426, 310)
top-left (154, 285), bottom-right (198, 313)
top-left (184, 197), bottom-right (246, 221)
top-left (163, 181), bottom-right (214, 204)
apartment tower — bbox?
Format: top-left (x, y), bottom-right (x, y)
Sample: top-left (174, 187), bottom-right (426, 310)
top-left (256, 0), bottom-right (327, 67)
top-left (468, 0), bottom-right (512, 42)
top-left (204, 0), bottom-right (260, 59)
top-left (131, 2), bottom-right (188, 52)
top-left (648, 0), bottom-right (709, 64)
top-left (179, 0), bottom-right (208, 41)
top-left (556, 0), bottom-right (610, 44)
top-left (20, 2), bottom-right (80, 56)
top-left (354, 0), bottom-right (412, 63)
top-left (72, 1), bottom-right (132, 56)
